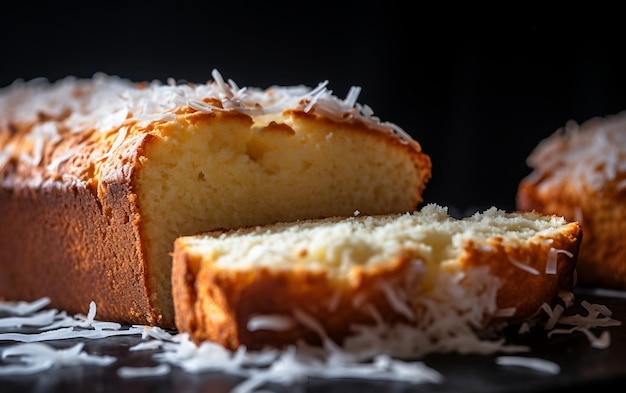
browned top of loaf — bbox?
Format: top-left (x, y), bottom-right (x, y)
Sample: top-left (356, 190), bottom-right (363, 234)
top-left (0, 69), bottom-right (431, 200)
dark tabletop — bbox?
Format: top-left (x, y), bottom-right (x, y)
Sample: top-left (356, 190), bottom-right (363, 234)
top-left (1, 287), bottom-right (625, 393)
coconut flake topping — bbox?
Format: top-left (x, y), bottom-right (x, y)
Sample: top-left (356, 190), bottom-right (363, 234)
top-left (524, 111), bottom-right (626, 193)
top-left (0, 69), bottom-right (413, 148)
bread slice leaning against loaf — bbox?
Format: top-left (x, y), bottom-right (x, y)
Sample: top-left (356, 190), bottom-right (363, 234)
top-left (172, 203), bottom-right (582, 351)
top-left (0, 70), bottom-right (431, 328)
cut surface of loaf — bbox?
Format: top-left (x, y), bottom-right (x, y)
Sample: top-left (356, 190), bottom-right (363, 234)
top-left (0, 70), bottom-right (431, 328)
top-left (172, 203), bottom-right (582, 351)
top-left (517, 111), bottom-right (626, 290)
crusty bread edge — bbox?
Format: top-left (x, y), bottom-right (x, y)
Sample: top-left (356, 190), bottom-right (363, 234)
top-left (172, 219), bottom-right (582, 350)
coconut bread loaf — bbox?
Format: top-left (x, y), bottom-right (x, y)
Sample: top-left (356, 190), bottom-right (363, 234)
top-left (517, 111), bottom-right (626, 290)
top-left (172, 203), bottom-right (581, 350)
top-left (0, 70), bottom-right (432, 328)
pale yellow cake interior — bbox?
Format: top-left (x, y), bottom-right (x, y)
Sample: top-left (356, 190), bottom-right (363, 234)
top-left (178, 203), bottom-right (572, 279)
top-left (136, 113), bottom-right (424, 319)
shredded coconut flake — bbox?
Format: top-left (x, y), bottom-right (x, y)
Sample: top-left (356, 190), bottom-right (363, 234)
top-left (97, 126), bottom-right (128, 161)
top-left (495, 356), bottom-right (560, 375)
top-left (378, 281), bottom-right (415, 320)
top-left (117, 364), bottom-right (171, 378)
top-left (509, 258), bottom-right (540, 275)
top-left (0, 342), bottom-right (116, 375)
top-left (545, 248), bottom-right (573, 275)
top-left (129, 340), bottom-right (164, 351)
top-left (543, 299), bottom-right (621, 349)
top-left (0, 297), bottom-right (51, 315)
top-left (0, 309), bottom-right (57, 328)
top-left (247, 314), bottom-right (295, 332)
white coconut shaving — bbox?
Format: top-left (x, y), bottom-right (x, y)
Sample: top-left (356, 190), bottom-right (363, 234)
top-left (246, 314), bottom-right (296, 332)
top-left (0, 291), bottom-right (622, 392)
top-left (0, 297), bottom-right (51, 315)
top-left (0, 298), bottom-right (144, 343)
top-left (544, 299), bottom-right (621, 349)
top-left (0, 342), bottom-right (116, 376)
top-left (117, 364), bottom-right (171, 378)
top-left (495, 356), bottom-right (561, 375)
top-left (143, 331), bottom-right (444, 390)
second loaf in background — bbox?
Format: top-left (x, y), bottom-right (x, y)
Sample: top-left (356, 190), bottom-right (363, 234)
top-left (517, 111), bottom-right (626, 290)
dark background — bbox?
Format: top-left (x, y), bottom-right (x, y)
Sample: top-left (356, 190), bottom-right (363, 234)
top-left (2, 3), bottom-right (625, 213)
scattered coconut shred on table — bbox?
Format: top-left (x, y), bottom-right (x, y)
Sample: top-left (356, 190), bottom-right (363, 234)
top-left (0, 293), bottom-right (621, 392)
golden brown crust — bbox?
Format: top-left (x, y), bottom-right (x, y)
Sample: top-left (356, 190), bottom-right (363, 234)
top-left (0, 131), bottom-right (169, 326)
top-left (517, 177), bottom-right (626, 289)
top-left (172, 219), bottom-right (581, 350)
top-left (461, 222), bottom-right (581, 322)
top-left (173, 250), bottom-right (425, 350)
